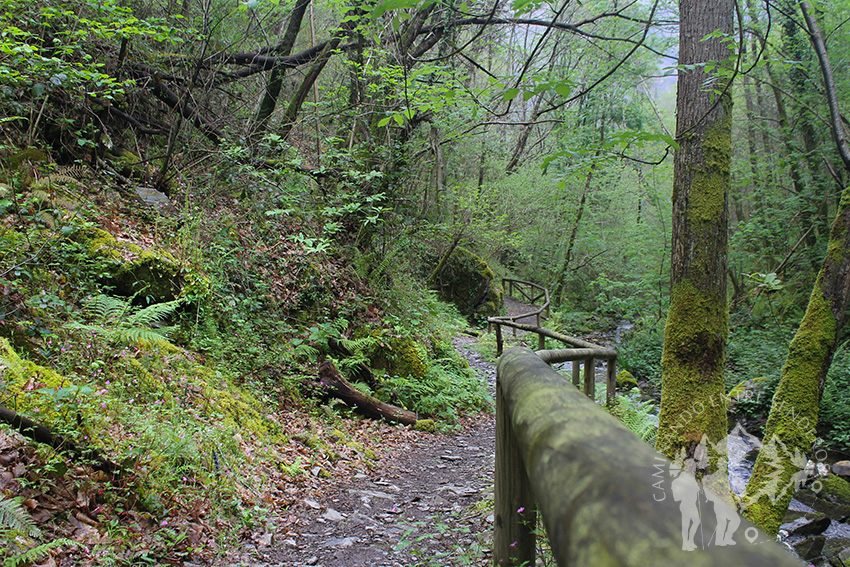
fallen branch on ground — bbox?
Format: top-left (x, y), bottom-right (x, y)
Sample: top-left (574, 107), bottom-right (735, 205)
top-left (311, 361), bottom-right (417, 426)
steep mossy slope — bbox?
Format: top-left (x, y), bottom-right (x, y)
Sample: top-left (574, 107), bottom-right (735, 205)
top-left (0, 149), bottom-right (490, 565)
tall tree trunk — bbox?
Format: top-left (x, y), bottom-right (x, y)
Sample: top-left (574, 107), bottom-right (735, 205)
top-left (550, 154), bottom-right (598, 304)
top-left (248, 0), bottom-right (311, 144)
top-left (743, 0), bottom-right (850, 534)
top-left (655, 0), bottom-right (733, 467)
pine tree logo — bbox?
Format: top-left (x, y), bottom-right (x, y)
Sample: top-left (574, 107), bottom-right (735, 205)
top-left (738, 433), bottom-right (813, 511)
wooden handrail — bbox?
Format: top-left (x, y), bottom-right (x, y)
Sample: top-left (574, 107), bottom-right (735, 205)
top-left (496, 278), bottom-right (551, 328)
top-left (488, 279), bottom-right (616, 406)
top-left (494, 347), bottom-right (803, 567)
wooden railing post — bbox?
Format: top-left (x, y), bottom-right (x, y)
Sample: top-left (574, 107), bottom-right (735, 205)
top-left (495, 380), bottom-right (537, 567)
top-left (571, 359), bottom-right (581, 387)
top-left (538, 333), bottom-right (545, 352)
top-left (606, 358), bottom-right (617, 408)
top-left (496, 324), bottom-right (503, 357)
top-left (583, 357), bottom-right (595, 399)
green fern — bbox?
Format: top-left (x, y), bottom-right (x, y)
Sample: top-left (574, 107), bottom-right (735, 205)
top-left (4, 538), bottom-right (79, 567)
top-left (350, 381), bottom-right (374, 396)
top-left (65, 294), bottom-right (183, 349)
top-left (126, 299), bottom-right (184, 328)
top-left (0, 496), bottom-right (39, 538)
top-left (29, 174), bottom-right (87, 191)
top-left (294, 343), bottom-right (319, 360)
top-left (611, 393), bottom-right (658, 445)
top-left (370, 236), bottom-right (412, 281)
top-left (0, 495), bottom-right (80, 567)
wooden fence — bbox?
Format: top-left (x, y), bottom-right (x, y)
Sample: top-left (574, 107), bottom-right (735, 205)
top-left (489, 278), bottom-right (617, 406)
top-left (494, 347), bottom-right (803, 567)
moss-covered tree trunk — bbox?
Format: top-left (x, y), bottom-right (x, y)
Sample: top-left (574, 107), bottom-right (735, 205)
top-left (655, 0), bottom-right (733, 462)
top-left (742, 1), bottom-right (850, 535)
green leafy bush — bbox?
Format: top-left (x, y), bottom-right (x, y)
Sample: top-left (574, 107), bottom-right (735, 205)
top-left (618, 322), bottom-right (664, 387)
top-left (609, 390), bottom-right (658, 445)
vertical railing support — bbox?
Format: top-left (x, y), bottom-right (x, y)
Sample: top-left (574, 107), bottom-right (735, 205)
top-left (583, 357), bottom-right (595, 399)
top-left (572, 359), bottom-right (581, 387)
top-left (495, 380), bottom-right (537, 567)
top-left (496, 324), bottom-right (503, 357)
top-left (606, 358), bottom-right (617, 408)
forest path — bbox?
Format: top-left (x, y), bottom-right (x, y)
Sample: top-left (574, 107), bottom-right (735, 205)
top-left (501, 297), bottom-right (543, 337)
top-left (211, 336), bottom-right (498, 567)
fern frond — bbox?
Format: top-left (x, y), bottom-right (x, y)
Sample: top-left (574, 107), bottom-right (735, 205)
top-left (350, 381), bottom-right (374, 396)
top-left (371, 236), bottom-right (410, 280)
top-left (126, 298), bottom-right (184, 328)
top-left (65, 323), bottom-right (178, 351)
top-left (85, 294), bottom-right (128, 323)
top-left (29, 189), bottom-right (52, 203)
top-left (612, 395), bottom-right (658, 445)
top-left (0, 496), bottom-right (39, 537)
top-left (115, 327), bottom-right (178, 350)
top-left (292, 343), bottom-right (319, 361)
top-left (54, 165), bottom-right (87, 180)
top-left (5, 537), bottom-right (80, 567)
top-left (30, 174), bottom-right (86, 191)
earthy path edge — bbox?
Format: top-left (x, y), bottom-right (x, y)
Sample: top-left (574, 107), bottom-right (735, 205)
top-left (203, 336), bottom-right (497, 567)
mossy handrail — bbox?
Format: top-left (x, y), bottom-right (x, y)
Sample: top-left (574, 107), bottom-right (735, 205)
top-left (489, 279), bottom-right (617, 406)
top-left (494, 347), bottom-right (803, 567)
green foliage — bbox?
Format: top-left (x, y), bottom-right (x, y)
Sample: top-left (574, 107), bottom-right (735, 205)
top-left (618, 322), bottom-right (664, 386)
top-left (65, 294), bottom-right (183, 350)
top-left (0, 495), bottom-right (79, 567)
top-left (609, 390), bottom-right (658, 445)
top-left (378, 353), bottom-right (490, 421)
top-left (820, 341), bottom-right (850, 452)
top-left (0, 0), bottom-right (176, 112)
top-left (725, 324), bottom-right (794, 422)
top-left (0, 496), bottom-right (38, 538)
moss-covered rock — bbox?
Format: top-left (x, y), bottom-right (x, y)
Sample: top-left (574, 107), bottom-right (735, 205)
top-left (616, 370), bottom-right (638, 389)
top-left (105, 148), bottom-right (151, 182)
top-left (3, 148), bottom-right (48, 173)
top-left (72, 225), bottom-right (210, 302)
top-left (122, 356), bottom-right (282, 442)
top-left (359, 331), bottom-right (429, 380)
top-left (432, 246), bottom-right (503, 322)
top-left (0, 337), bottom-right (78, 421)
top-left (820, 475), bottom-right (850, 504)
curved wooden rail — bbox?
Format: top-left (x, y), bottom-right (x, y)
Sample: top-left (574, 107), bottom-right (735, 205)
top-left (488, 279), bottom-right (617, 406)
top-left (494, 347), bottom-right (802, 567)
top-left (492, 278), bottom-right (550, 328)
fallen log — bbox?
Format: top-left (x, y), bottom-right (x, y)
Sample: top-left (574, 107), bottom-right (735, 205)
top-left (0, 405), bottom-right (122, 476)
top-left (314, 361), bottom-right (417, 426)
top-left (327, 338), bottom-right (377, 389)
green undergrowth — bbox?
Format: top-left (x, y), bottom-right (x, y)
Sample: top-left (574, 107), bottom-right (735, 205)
top-left (0, 148), bottom-right (494, 564)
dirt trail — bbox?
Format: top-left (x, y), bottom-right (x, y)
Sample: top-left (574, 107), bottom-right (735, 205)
top-left (207, 336), bottom-right (498, 567)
